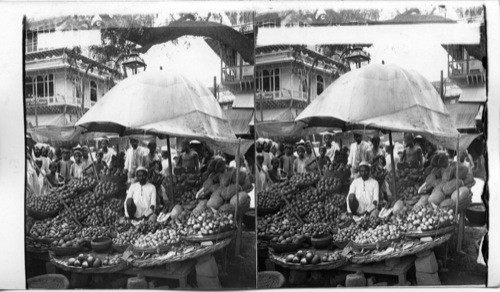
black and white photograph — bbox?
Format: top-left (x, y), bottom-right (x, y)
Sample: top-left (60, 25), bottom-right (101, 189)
top-left (254, 5), bottom-right (490, 288)
top-left (23, 10), bottom-right (257, 289)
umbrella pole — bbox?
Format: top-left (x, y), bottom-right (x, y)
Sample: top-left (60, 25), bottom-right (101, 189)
top-left (85, 139), bottom-right (100, 181)
top-left (234, 138), bottom-right (242, 257)
top-left (389, 131), bottom-right (397, 200)
top-left (166, 135), bottom-right (176, 209)
top-left (456, 135), bottom-right (464, 252)
top-left (310, 135), bottom-right (323, 176)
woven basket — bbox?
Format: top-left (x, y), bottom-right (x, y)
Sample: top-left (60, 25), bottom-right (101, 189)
top-left (404, 224), bottom-right (456, 238)
top-left (27, 207), bottom-right (60, 220)
top-left (131, 237), bottom-right (232, 268)
top-left (132, 244), bottom-right (172, 255)
top-left (270, 252), bottom-right (347, 271)
top-left (182, 229), bottom-right (235, 243)
top-left (258, 234), bottom-right (278, 241)
top-left (353, 240), bottom-right (393, 251)
top-left (257, 204), bottom-right (283, 216)
top-left (350, 233), bottom-right (453, 264)
top-left (27, 274), bottom-right (69, 289)
top-left (258, 271), bottom-right (286, 289)
top-left (29, 229), bottom-right (61, 244)
top-left (50, 254), bottom-right (127, 274)
top-left (311, 235), bottom-right (333, 249)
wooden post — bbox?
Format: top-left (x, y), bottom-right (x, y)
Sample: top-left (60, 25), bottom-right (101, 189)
top-left (85, 139), bottom-right (99, 181)
top-left (234, 139), bottom-right (242, 257)
top-left (389, 131), bottom-right (397, 199)
top-left (166, 135), bottom-right (175, 207)
top-left (213, 76), bottom-right (217, 99)
top-left (440, 70), bottom-right (444, 102)
top-left (309, 135), bottom-right (323, 176)
top-left (34, 95), bottom-right (38, 127)
top-left (456, 135), bottom-right (464, 252)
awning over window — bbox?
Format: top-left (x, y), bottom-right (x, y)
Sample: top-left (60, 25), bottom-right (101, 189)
top-left (459, 86), bottom-right (486, 103)
top-left (223, 108), bottom-right (254, 135)
top-left (446, 103), bottom-right (482, 130)
top-left (255, 108), bottom-right (302, 123)
top-left (232, 92), bottom-right (254, 109)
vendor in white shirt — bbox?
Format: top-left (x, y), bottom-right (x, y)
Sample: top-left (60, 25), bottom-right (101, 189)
top-left (346, 162), bottom-right (379, 216)
top-left (124, 167), bottom-right (157, 221)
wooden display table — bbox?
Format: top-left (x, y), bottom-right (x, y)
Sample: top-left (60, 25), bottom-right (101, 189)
top-left (120, 260), bottom-right (196, 289)
top-left (337, 256), bottom-right (415, 285)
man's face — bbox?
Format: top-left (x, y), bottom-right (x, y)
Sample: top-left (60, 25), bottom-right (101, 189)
top-left (354, 134), bottom-right (362, 144)
top-left (404, 135), bottom-right (414, 146)
top-left (97, 153), bottom-right (103, 161)
top-left (256, 143), bottom-right (263, 153)
top-left (50, 164), bottom-right (57, 174)
top-left (324, 135), bottom-right (331, 144)
top-left (82, 148), bottom-right (89, 159)
top-left (285, 147), bottom-right (292, 155)
top-left (271, 160), bottom-right (279, 169)
top-left (372, 138), bottom-right (380, 149)
top-left (102, 140), bottom-right (109, 148)
top-left (305, 143), bottom-right (312, 153)
top-left (136, 171), bottom-right (147, 185)
top-left (148, 144), bottom-right (156, 154)
top-left (63, 152), bottom-right (70, 160)
top-left (130, 139), bottom-right (139, 150)
top-left (257, 156), bottom-right (264, 166)
top-left (298, 148), bottom-right (305, 158)
top-left (320, 148), bottom-right (326, 157)
top-left (75, 152), bottom-right (82, 162)
top-left (359, 166), bottom-right (370, 180)
top-left (34, 148), bottom-right (41, 157)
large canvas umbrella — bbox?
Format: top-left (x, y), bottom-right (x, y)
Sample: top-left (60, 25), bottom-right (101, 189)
top-left (76, 69), bottom-right (237, 142)
top-left (295, 63), bottom-right (459, 138)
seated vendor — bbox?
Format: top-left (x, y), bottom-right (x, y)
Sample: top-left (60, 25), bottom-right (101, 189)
top-left (346, 162), bottom-right (379, 216)
top-left (124, 167), bottom-right (157, 222)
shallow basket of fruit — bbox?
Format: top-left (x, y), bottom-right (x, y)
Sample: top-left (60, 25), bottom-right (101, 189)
top-left (310, 234), bottom-right (333, 249)
top-left (112, 244), bottom-right (130, 253)
top-left (332, 240), bottom-right (350, 249)
top-left (50, 253), bottom-right (126, 274)
top-left (352, 239), bottom-right (393, 251)
top-left (405, 224), bottom-right (456, 238)
top-left (183, 228), bottom-right (235, 243)
top-left (132, 244), bottom-right (173, 255)
top-left (27, 206), bottom-right (61, 220)
top-left (270, 249), bottom-right (346, 270)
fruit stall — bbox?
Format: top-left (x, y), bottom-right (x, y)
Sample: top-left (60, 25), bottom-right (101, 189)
top-left (256, 153), bottom-right (474, 286)
top-left (26, 157), bottom-right (254, 289)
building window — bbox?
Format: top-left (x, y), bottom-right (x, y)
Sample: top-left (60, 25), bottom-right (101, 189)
top-left (25, 77), bottom-right (34, 98)
top-left (256, 69), bottom-right (280, 96)
top-left (90, 81), bottom-right (97, 102)
top-left (45, 74), bottom-right (54, 97)
top-left (26, 31), bottom-right (37, 53)
top-left (36, 76), bottom-right (44, 97)
top-left (317, 75), bottom-right (324, 95)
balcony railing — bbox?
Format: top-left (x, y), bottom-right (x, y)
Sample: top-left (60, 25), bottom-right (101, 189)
top-left (221, 65), bottom-right (254, 83)
top-left (26, 93), bottom-right (93, 109)
top-left (256, 89), bottom-right (308, 101)
top-left (449, 59), bottom-right (485, 78)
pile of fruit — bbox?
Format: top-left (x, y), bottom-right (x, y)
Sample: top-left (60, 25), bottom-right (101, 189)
top-left (257, 212), bottom-right (301, 236)
top-left (26, 238), bottom-right (50, 250)
top-left (354, 224), bottom-right (400, 245)
top-left (284, 250), bottom-right (322, 265)
top-left (68, 176), bottom-right (97, 192)
top-left (106, 199), bottom-right (123, 213)
top-left (398, 184), bottom-right (420, 200)
top-left (77, 226), bottom-right (111, 241)
top-left (270, 231), bottom-right (303, 245)
top-left (394, 167), bottom-right (424, 184)
top-left (405, 204), bottom-right (455, 232)
top-left (178, 190), bottom-right (197, 206)
top-left (83, 204), bottom-right (118, 227)
top-left (304, 202), bottom-right (332, 224)
top-left (27, 195), bottom-right (60, 214)
top-left (257, 188), bottom-right (282, 209)
top-left (326, 162), bottom-right (351, 183)
top-left (50, 185), bottom-right (76, 204)
top-left (289, 172), bottom-right (320, 189)
top-left (134, 228), bottom-right (180, 249)
top-left (94, 181), bottom-right (119, 198)
top-left (277, 181), bottom-right (298, 198)
top-left (30, 216), bottom-right (80, 240)
top-left (65, 253), bottom-right (121, 268)
top-left (136, 220), bottom-right (162, 235)
top-left (112, 228), bottom-right (140, 246)
top-left (59, 201), bottom-right (89, 221)
top-left (325, 194), bottom-right (346, 212)
top-left (73, 191), bottom-right (104, 208)
top-left (356, 216), bottom-right (382, 230)
top-left (51, 234), bottom-right (84, 249)
top-left (333, 224), bottom-right (361, 242)
top-left (317, 177), bottom-right (343, 194)
top-left (182, 210), bottom-right (235, 236)
top-left (302, 223), bottom-right (333, 237)
top-left (172, 173), bottom-right (202, 188)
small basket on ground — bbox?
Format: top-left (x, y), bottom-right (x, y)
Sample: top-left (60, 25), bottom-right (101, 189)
top-left (50, 244), bottom-right (83, 257)
top-left (257, 204), bottom-right (283, 216)
top-left (269, 241), bottom-right (302, 254)
top-left (91, 237), bottom-right (112, 253)
top-left (258, 271), bottom-right (286, 289)
top-left (332, 240), bottom-right (350, 249)
top-left (27, 274), bottom-right (69, 289)
top-left (27, 207), bottom-right (61, 220)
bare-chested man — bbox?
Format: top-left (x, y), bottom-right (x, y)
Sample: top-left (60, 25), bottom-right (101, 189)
top-left (402, 133), bottom-right (423, 168)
